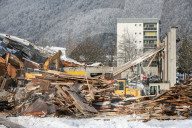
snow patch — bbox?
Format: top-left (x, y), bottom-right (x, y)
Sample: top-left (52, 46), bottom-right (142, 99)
top-left (7, 116), bottom-right (192, 128)
top-left (0, 33), bottom-right (30, 46)
top-left (93, 101), bottom-right (111, 105)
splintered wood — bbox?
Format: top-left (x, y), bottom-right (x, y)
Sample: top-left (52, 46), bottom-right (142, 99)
top-left (1, 69), bottom-right (192, 121)
top-left (11, 70), bottom-right (114, 117)
top-left (122, 84), bottom-right (192, 121)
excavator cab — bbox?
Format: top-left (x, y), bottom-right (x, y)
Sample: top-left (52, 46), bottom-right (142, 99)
top-left (114, 79), bottom-right (128, 95)
top-left (149, 85), bottom-right (161, 95)
top-left (114, 79), bottom-right (143, 97)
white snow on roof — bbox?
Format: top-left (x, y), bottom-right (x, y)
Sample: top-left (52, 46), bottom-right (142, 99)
top-left (88, 62), bottom-right (103, 67)
top-left (0, 33), bottom-right (31, 46)
top-left (37, 46), bottom-right (85, 66)
top-left (60, 55), bottom-right (85, 66)
top-left (37, 46), bottom-right (66, 56)
top-left (47, 46), bottom-right (66, 52)
top-left (37, 46), bottom-right (102, 66)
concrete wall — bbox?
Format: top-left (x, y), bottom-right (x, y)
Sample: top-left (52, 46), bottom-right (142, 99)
top-left (162, 27), bottom-right (177, 86)
top-left (63, 66), bottom-right (113, 77)
top-left (149, 83), bottom-right (170, 90)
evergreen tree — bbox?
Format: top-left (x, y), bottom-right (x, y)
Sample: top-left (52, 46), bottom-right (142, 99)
top-left (177, 36), bottom-right (192, 80)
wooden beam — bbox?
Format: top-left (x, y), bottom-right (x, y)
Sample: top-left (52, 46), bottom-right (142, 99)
top-left (55, 85), bottom-right (73, 104)
top-left (85, 75), bottom-right (95, 101)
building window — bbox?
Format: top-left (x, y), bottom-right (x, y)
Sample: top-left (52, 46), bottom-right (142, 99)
top-left (135, 32), bottom-right (137, 35)
top-left (139, 32), bottom-right (141, 35)
top-left (135, 41), bottom-right (137, 43)
top-left (139, 41), bottom-right (141, 43)
top-left (139, 24), bottom-right (141, 26)
top-left (135, 24), bottom-right (137, 26)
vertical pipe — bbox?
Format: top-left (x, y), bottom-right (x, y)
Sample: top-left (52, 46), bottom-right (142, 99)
top-left (167, 34), bottom-right (169, 81)
top-left (163, 41), bottom-right (165, 82)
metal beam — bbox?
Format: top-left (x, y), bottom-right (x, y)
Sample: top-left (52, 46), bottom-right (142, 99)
top-left (114, 48), bottom-right (163, 76)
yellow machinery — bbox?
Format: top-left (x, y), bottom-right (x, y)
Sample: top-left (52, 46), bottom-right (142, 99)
top-left (104, 73), bottom-right (142, 97)
top-left (25, 72), bottom-right (43, 81)
top-left (25, 50), bottom-right (85, 80)
top-left (44, 50), bottom-right (61, 71)
top-left (114, 79), bottom-right (142, 97)
top-left (26, 51), bottom-right (61, 80)
top-left (65, 71), bottom-right (85, 75)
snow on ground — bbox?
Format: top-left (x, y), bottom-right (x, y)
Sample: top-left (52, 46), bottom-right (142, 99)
top-left (5, 115), bottom-right (192, 128)
top-left (0, 125), bottom-right (6, 128)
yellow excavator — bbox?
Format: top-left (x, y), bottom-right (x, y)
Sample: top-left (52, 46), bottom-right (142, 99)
top-left (104, 73), bottom-right (143, 97)
top-left (114, 79), bottom-right (143, 97)
top-left (25, 50), bottom-right (85, 80)
top-left (25, 50), bottom-right (62, 80)
top-left (43, 50), bottom-right (61, 71)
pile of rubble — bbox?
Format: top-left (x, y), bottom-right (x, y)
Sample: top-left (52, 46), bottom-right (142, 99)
top-left (117, 84), bottom-right (192, 121)
top-left (5, 70), bottom-right (113, 117)
top-left (0, 33), bottom-right (192, 122)
top-left (0, 33), bottom-right (116, 117)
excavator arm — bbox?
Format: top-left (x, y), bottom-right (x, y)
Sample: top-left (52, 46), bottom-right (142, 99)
top-left (43, 50), bottom-right (62, 71)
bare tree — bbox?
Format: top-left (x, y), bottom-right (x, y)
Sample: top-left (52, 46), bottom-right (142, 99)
top-left (107, 42), bottom-right (116, 67)
top-left (39, 38), bottom-right (48, 48)
top-left (177, 35), bottom-right (192, 80)
top-left (69, 37), bottom-right (107, 64)
top-left (117, 29), bottom-right (138, 65)
top-left (66, 30), bottom-right (76, 57)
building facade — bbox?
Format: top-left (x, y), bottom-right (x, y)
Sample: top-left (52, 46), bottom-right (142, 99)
top-left (117, 18), bottom-right (160, 66)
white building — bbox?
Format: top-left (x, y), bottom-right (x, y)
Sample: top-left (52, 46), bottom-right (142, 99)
top-left (117, 18), bottom-right (160, 66)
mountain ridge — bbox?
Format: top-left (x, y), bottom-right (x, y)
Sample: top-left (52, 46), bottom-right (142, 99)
top-left (0, 0), bottom-right (191, 51)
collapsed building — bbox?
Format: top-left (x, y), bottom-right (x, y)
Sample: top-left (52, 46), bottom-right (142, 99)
top-left (0, 31), bottom-right (191, 122)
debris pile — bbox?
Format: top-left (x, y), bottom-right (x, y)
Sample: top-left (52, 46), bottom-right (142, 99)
top-left (0, 33), bottom-right (192, 122)
top-left (0, 33), bottom-right (46, 63)
top-left (0, 33), bottom-right (116, 117)
top-left (120, 84), bottom-right (192, 121)
top-left (10, 70), bottom-right (114, 117)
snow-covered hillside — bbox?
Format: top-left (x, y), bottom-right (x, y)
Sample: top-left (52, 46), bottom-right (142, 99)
top-left (0, 0), bottom-right (191, 51)
top-left (0, 0), bottom-right (164, 47)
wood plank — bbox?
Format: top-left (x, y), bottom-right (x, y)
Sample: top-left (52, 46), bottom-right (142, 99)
top-left (62, 87), bottom-right (98, 113)
top-left (55, 85), bottom-right (73, 104)
top-left (85, 75), bottom-right (94, 100)
top-left (55, 98), bottom-right (65, 106)
top-left (51, 82), bottom-right (74, 86)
